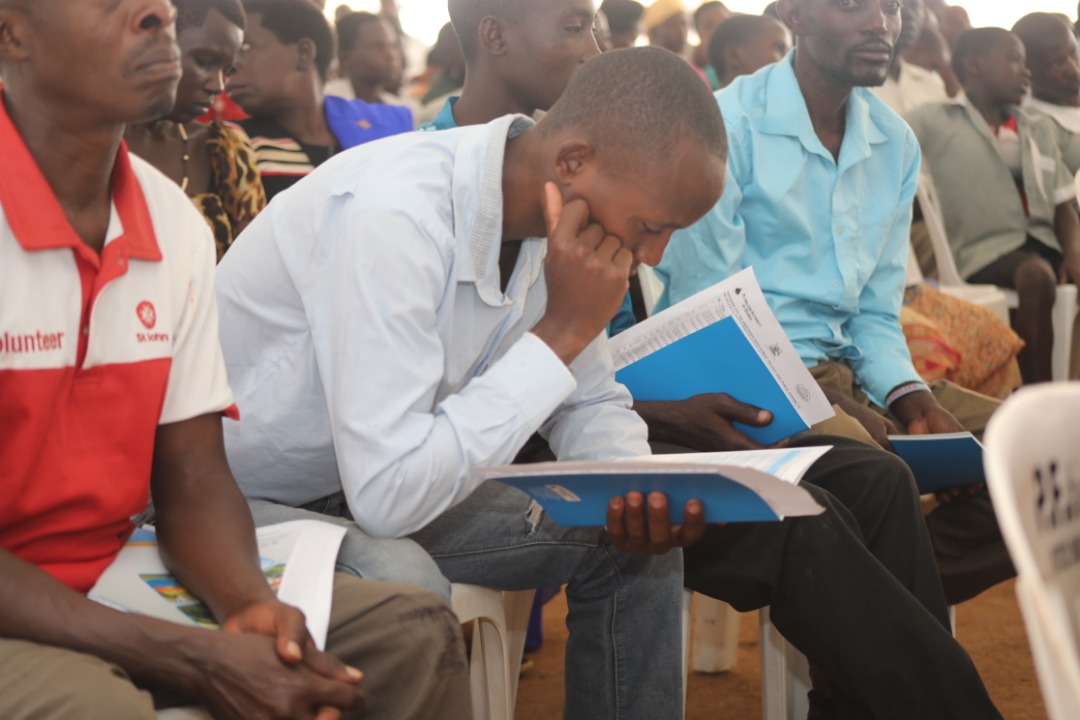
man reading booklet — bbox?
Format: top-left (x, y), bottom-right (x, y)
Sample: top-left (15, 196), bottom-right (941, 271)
top-left (217, 33), bottom-right (1001, 718)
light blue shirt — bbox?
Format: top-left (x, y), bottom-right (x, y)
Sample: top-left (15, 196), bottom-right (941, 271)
top-left (656, 54), bottom-right (923, 407)
top-left (418, 96), bottom-right (459, 132)
top-left (216, 115), bottom-right (649, 538)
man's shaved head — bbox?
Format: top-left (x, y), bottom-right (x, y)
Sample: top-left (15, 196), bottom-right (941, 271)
top-left (542, 46), bottom-right (726, 171)
top-left (1012, 12), bottom-right (1073, 61)
top-left (448, 0), bottom-right (523, 60)
top-left (951, 26), bottom-right (1014, 85)
top-left (1013, 12), bottom-right (1080, 106)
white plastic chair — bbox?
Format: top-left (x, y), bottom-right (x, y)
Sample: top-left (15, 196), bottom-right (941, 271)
top-left (918, 172), bottom-right (1077, 379)
top-left (984, 383), bottom-right (1080, 720)
top-left (450, 584), bottom-right (535, 720)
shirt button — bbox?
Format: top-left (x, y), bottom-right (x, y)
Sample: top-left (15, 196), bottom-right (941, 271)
top-left (832, 281), bottom-right (840, 288)
top-left (82, 326), bottom-right (89, 336)
top-left (836, 226), bottom-right (845, 235)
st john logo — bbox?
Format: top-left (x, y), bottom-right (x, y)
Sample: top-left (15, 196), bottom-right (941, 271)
top-left (137, 301), bottom-right (157, 330)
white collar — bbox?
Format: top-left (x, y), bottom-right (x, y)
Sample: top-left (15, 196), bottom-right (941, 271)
top-left (1027, 97), bottom-right (1080, 134)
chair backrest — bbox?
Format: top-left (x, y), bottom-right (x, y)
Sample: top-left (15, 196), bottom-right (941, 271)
top-left (984, 383), bottom-right (1080, 720)
top-left (916, 171), bottom-right (967, 286)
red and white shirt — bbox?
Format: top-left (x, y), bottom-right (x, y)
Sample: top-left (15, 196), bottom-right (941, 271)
top-left (0, 94), bottom-right (236, 594)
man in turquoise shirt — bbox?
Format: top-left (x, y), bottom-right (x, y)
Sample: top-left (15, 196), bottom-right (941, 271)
top-left (658, 0), bottom-right (1010, 604)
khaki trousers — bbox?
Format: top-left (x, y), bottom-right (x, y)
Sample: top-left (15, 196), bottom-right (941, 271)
top-left (0, 574), bottom-right (471, 720)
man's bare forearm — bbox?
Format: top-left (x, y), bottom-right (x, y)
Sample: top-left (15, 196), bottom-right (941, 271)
top-left (152, 414), bottom-right (277, 623)
top-left (0, 548), bottom-right (210, 695)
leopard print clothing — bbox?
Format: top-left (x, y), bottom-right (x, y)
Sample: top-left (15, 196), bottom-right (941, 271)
top-left (191, 121), bottom-right (267, 262)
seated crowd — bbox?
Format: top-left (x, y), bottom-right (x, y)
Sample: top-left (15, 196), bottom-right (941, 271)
top-left (1, 0), bottom-right (1076, 718)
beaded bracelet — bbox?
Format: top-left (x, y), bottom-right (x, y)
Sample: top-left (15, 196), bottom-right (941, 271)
top-left (885, 381), bottom-right (930, 408)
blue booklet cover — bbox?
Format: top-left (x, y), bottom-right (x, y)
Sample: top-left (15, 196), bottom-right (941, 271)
top-left (888, 432), bottom-right (985, 494)
top-left (614, 317), bottom-right (807, 445)
top-left (496, 471), bottom-right (779, 526)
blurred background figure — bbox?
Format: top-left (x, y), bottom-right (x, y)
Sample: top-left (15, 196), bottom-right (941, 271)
top-left (706, 12), bottom-right (790, 89)
top-left (1014, 12), bottom-right (1080, 175)
top-left (874, 0), bottom-right (960, 117)
top-left (125, 0), bottom-right (265, 261)
top-left (230, 0), bottom-right (413, 199)
top-left (926, 0), bottom-right (973, 50)
top-left (901, 7), bottom-right (963, 99)
top-left (594, 6), bottom-right (613, 52)
top-left (413, 22), bottom-right (466, 125)
top-left (644, 0), bottom-right (689, 55)
top-left (691, 1), bottom-right (731, 89)
top-left (325, 11), bottom-right (417, 110)
top-left (600, 0), bottom-right (644, 49)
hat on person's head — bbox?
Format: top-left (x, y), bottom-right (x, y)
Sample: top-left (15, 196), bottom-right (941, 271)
top-left (642, 0), bottom-right (687, 32)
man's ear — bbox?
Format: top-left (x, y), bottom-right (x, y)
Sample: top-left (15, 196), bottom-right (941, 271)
top-left (478, 16), bottom-right (508, 57)
top-left (0, 9), bottom-right (31, 64)
top-left (553, 139), bottom-right (596, 186)
top-left (295, 37), bottom-right (317, 73)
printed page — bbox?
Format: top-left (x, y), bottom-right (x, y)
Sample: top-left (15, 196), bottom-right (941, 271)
top-left (90, 520), bottom-right (344, 649)
top-left (480, 446), bottom-right (830, 524)
top-left (267, 521), bottom-right (346, 650)
top-left (608, 267), bottom-right (833, 426)
top-left (628, 446), bottom-right (832, 485)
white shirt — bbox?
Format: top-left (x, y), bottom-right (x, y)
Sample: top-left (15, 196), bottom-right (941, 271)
top-left (215, 115), bottom-right (649, 538)
top-left (1027, 97), bottom-right (1080, 134)
top-left (873, 60), bottom-right (951, 118)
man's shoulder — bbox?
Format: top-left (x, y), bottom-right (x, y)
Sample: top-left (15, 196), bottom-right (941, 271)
top-left (127, 155), bottom-right (212, 238)
top-left (1019, 106), bottom-right (1065, 143)
top-left (716, 65), bottom-right (772, 120)
top-left (125, 154), bottom-right (218, 273)
top-left (905, 98), bottom-right (966, 142)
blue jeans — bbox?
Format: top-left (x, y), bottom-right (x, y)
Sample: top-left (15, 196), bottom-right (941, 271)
top-left (408, 482), bottom-right (686, 720)
top-left (246, 496), bottom-right (452, 603)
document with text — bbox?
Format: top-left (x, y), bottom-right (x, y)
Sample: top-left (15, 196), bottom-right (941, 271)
top-left (89, 520), bottom-right (345, 649)
top-left (609, 267), bottom-right (834, 445)
top-left (481, 446), bottom-right (830, 527)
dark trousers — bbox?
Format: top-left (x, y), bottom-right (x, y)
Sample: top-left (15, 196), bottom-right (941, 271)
top-left (675, 435), bottom-right (1002, 720)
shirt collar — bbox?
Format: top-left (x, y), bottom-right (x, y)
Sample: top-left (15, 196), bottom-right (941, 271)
top-left (1027, 97), bottom-right (1080, 134)
top-left (432, 96), bottom-right (460, 131)
top-left (758, 53), bottom-right (889, 169)
top-left (0, 89), bottom-right (162, 261)
top-left (452, 114), bottom-right (536, 305)
top-left (960, 94), bottom-right (1025, 146)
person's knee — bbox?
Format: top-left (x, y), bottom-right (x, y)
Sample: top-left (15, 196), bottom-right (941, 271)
top-left (31, 659), bottom-right (154, 720)
top-left (330, 577), bottom-right (465, 669)
top-left (1014, 257), bottom-right (1058, 303)
top-left (870, 447), bottom-right (920, 499)
top-left (337, 534), bottom-right (452, 603)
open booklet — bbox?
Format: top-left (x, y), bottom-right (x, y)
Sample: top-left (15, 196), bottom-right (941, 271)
top-left (89, 520), bottom-right (346, 650)
top-left (480, 446), bottom-right (830, 526)
top-left (609, 267), bottom-right (834, 445)
top-left (887, 432), bottom-right (986, 494)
